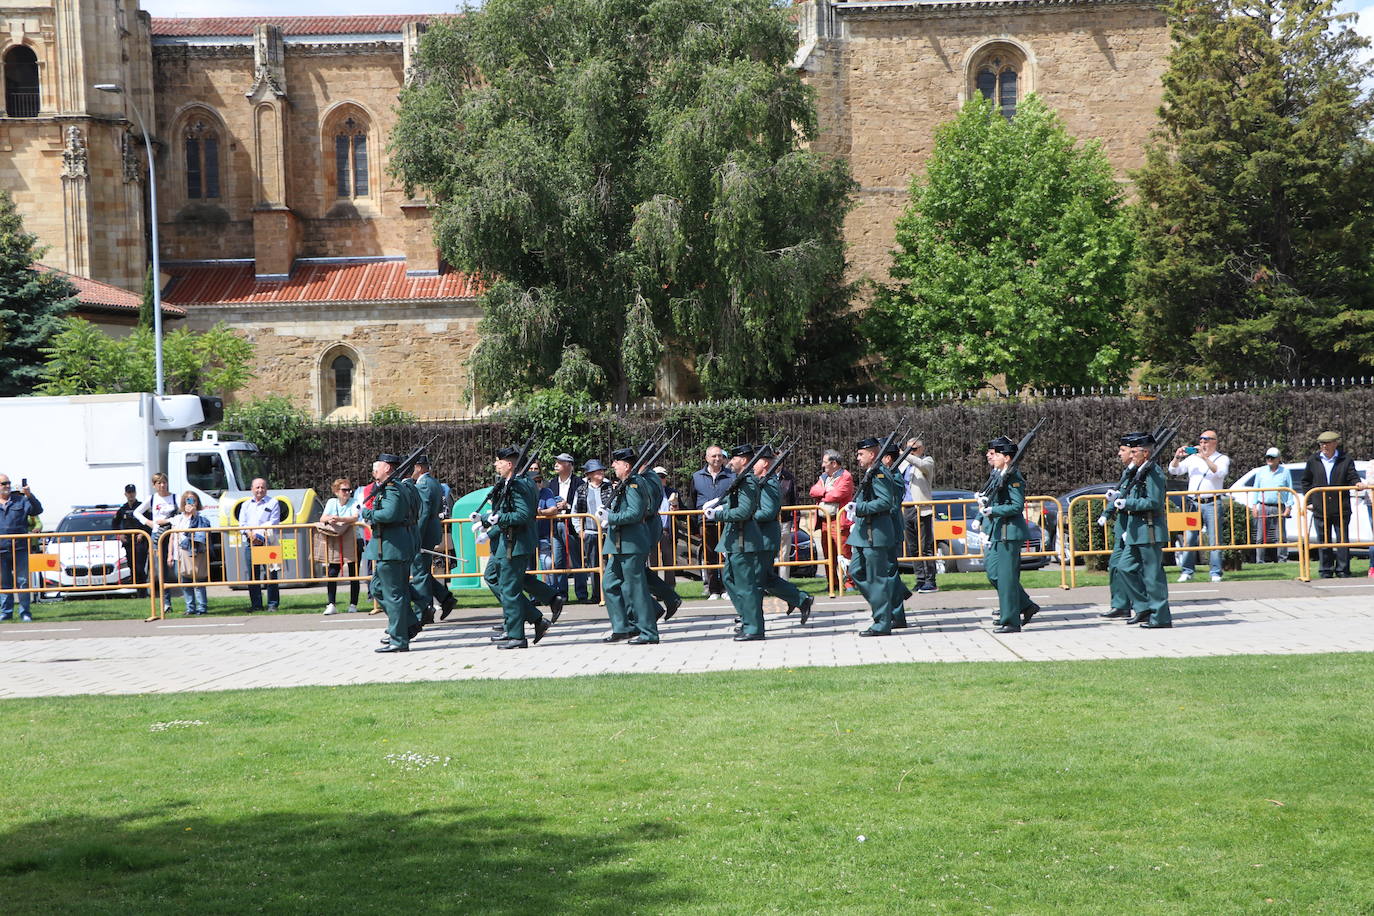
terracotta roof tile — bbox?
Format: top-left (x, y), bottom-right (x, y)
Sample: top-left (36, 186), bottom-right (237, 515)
top-left (34, 264), bottom-right (187, 317)
top-left (161, 260), bottom-right (479, 306)
top-left (150, 16), bottom-right (443, 37)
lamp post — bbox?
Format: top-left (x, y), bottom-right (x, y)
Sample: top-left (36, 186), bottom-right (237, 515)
top-left (94, 82), bottom-right (163, 396)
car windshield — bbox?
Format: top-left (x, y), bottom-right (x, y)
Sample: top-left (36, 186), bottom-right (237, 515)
top-left (229, 449), bottom-right (271, 491)
top-left (56, 515), bottom-right (114, 533)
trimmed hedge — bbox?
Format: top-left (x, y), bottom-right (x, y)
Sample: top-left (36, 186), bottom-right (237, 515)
top-left (266, 386), bottom-right (1374, 502)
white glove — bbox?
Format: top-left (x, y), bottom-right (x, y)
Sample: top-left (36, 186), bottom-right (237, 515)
top-left (595, 507), bottom-right (609, 526)
top-left (1113, 498), bottom-right (1126, 510)
top-left (1104, 489), bottom-right (1120, 502)
top-left (473, 526), bottom-right (489, 545)
top-left (485, 512), bottom-right (500, 526)
top-left (1096, 513), bottom-right (1109, 528)
top-left (468, 511), bottom-right (483, 523)
top-left (843, 502), bottom-right (856, 524)
top-left (704, 506), bottom-right (719, 522)
top-left (701, 497), bottom-right (721, 512)
top-left (976, 494), bottom-right (990, 511)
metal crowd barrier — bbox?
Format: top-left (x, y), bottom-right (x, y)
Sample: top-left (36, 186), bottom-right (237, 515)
top-left (892, 496), bottom-right (1068, 589)
top-left (0, 528), bottom-right (161, 621)
top-left (1299, 485), bottom-right (1374, 580)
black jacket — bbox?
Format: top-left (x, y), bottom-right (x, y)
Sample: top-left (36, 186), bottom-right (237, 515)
top-left (1298, 449), bottom-right (1361, 516)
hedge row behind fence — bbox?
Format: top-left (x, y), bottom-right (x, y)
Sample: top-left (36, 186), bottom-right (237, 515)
top-left (269, 387), bottom-right (1374, 503)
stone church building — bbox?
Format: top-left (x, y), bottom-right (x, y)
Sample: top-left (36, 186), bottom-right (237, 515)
top-left (1, 0), bottom-right (1168, 416)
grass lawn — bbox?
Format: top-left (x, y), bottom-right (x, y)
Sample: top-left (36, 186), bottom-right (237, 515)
top-left (2, 653), bottom-right (1372, 913)
top-left (5, 562), bottom-right (1319, 624)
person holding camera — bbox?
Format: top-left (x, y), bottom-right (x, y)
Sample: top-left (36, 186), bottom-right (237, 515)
top-left (0, 474), bottom-right (43, 621)
top-left (1168, 428), bottom-right (1230, 582)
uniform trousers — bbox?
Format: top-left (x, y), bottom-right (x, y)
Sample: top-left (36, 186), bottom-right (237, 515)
top-left (1107, 533), bottom-right (1129, 612)
top-left (374, 558), bottom-right (413, 648)
top-left (985, 540), bottom-right (1035, 628)
top-left (850, 545), bottom-right (901, 633)
top-left (722, 549), bottom-right (767, 637)
top-left (604, 553), bottom-right (656, 640)
top-left (1117, 537), bottom-right (1171, 625)
top-left (485, 551), bottom-right (540, 639)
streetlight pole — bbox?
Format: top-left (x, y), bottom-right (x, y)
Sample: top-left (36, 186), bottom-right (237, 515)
top-left (95, 82), bottom-right (163, 396)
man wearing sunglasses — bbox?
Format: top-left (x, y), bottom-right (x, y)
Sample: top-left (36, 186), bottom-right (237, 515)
top-left (1168, 429), bottom-right (1231, 582)
top-left (0, 475), bottom-right (43, 621)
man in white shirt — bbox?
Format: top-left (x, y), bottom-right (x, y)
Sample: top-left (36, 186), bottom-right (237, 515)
top-left (1168, 429), bottom-right (1231, 582)
top-left (900, 438), bottom-right (938, 593)
top-left (238, 477), bottom-right (282, 610)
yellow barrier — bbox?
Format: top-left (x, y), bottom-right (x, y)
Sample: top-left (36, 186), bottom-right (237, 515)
top-left (894, 496), bottom-right (1068, 589)
top-left (1299, 485), bottom-right (1374, 580)
top-left (1, 528), bottom-right (161, 621)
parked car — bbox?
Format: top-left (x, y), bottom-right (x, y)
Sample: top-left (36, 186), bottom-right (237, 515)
top-left (1230, 459), bottom-right (1372, 557)
top-left (923, 489), bottom-right (1050, 574)
top-left (40, 505), bottom-right (139, 595)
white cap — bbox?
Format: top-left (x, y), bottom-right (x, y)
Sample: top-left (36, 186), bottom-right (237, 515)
top-left (1265, 447), bottom-right (1281, 458)
top-left (653, 466), bottom-right (669, 476)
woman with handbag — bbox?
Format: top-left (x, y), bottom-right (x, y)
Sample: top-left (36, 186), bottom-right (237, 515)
top-left (318, 477), bottom-right (362, 614)
top-left (170, 491), bottom-right (211, 616)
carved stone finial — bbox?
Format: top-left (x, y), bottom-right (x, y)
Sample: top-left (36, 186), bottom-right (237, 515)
top-left (246, 24), bottom-right (287, 100)
top-left (61, 125), bottom-right (89, 180)
top-left (122, 130), bottom-right (142, 183)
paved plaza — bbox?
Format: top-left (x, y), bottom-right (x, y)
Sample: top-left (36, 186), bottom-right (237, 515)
top-left (0, 579), bottom-right (1371, 699)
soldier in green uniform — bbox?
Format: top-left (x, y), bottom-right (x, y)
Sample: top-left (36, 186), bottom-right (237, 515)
top-left (880, 443), bottom-right (912, 629)
top-left (848, 437), bottom-right (903, 636)
top-left (477, 446), bottom-right (552, 649)
top-left (752, 445), bottom-right (814, 625)
top-left (706, 443), bottom-right (768, 641)
top-left (598, 447), bottom-right (659, 644)
top-left (978, 436), bottom-right (1039, 634)
top-left (1113, 433), bottom-right (1173, 628)
top-left (636, 462), bottom-right (682, 621)
top-left (519, 461), bottom-right (567, 624)
top-left (1099, 436), bottom-right (1138, 621)
top-left (364, 453), bottom-right (421, 653)
top-left (409, 455), bottom-right (447, 627)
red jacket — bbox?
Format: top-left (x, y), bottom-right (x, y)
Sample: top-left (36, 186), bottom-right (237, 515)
top-left (809, 470), bottom-right (854, 528)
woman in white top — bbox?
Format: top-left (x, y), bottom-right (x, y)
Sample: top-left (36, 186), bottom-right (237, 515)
top-left (137, 472), bottom-right (180, 612)
top-left (319, 477), bottom-right (362, 614)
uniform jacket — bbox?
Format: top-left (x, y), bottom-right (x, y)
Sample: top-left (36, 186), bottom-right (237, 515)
top-left (413, 472), bottom-right (445, 548)
top-left (753, 474), bottom-right (784, 554)
top-left (604, 475), bottom-right (651, 555)
top-left (847, 466), bottom-right (899, 549)
top-left (495, 475), bottom-right (538, 557)
top-left (716, 472), bottom-right (766, 553)
top-left (982, 468), bottom-right (1032, 543)
top-left (362, 481), bottom-right (419, 561)
top-left (1117, 464), bottom-right (1168, 545)
top-left (1298, 449), bottom-right (1362, 517)
top-left (636, 471), bottom-right (665, 544)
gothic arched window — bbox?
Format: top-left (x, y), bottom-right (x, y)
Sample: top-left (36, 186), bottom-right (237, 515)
top-left (184, 119), bottom-right (221, 199)
top-left (335, 117), bottom-right (369, 199)
top-left (976, 55), bottom-right (1019, 119)
top-left (331, 353), bottom-right (354, 409)
top-left (3, 46), bottom-right (40, 117)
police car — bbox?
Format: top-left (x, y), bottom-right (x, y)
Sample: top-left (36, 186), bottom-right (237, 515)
top-left (39, 505), bottom-right (141, 595)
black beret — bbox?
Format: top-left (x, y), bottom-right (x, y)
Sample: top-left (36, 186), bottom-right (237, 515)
top-left (756, 444), bottom-right (776, 459)
top-left (414, 454), bottom-right (431, 466)
top-left (1126, 432), bottom-right (1157, 447)
top-left (377, 452), bottom-right (405, 464)
top-left (495, 446), bottom-right (520, 460)
top-left (611, 447), bottom-right (637, 462)
top-left (987, 436), bottom-right (1018, 456)
top-left (881, 441), bottom-right (900, 457)
top-left (729, 443), bottom-right (755, 458)
top-left (1118, 434), bottom-right (1135, 446)
top-left (855, 437), bottom-right (881, 451)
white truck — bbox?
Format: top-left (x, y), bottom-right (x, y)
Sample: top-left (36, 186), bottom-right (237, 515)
top-left (0, 392), bottom-right (266, 530)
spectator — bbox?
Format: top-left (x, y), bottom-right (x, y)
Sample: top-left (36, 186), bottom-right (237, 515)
top-left (774, 460), bottom-right (798, 580)
top-left (169, 491), bottom-right (211, 616)
top-left (238, 477), bottom-right (281, 611)
top-left (528, 460), bottom-right (554, 579)
top-left (1168, 428), bottom-right (1231, 582)
top-left (137, 472), bottom-right (180, 614)
top-left (539, 453), bottom-right (586, 602)
top-left (1298, 431), bottom-right (1362, 579)
top-left (809, 448), bottom-right (855, 592)
top-left (900, 438), bottom-right (938, 593)
top-left (112, 483), bottom-right (151, 592)
top-left (654, 466), bottom-right (678, 587)
top-left (319, 477), bottom-right (362, 614)
top-left (0, 474), bottom-right (43, 622)
top-left (1232, 448), bottom-right (1294, 563)
top-left (1360, 466), bottom-right (1374, 577)
top-left (572, 458), bottom-right (608, 602)
top-left (691, 446), bottom-right (735, 599)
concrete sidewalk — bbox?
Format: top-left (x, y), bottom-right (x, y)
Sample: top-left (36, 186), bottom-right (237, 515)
top-left (0, 580), bottom-right (1371, 698)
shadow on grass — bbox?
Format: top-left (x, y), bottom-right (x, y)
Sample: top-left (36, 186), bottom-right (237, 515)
top-left (0, 805), bottom-right (691, 914)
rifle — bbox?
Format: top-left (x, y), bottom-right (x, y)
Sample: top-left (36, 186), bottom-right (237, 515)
top-left (605, 425), bottom-right (668, 511)
top-left (371, 434), bottom-right (439, 497)
top-left (887, 431), bottom-right (925, 476)
top-left (856, 417), bottom-right (910, 498)
top-left (473, 434), bottom-right (535, 517)
top-left (764, 436), bottom-right (801, 481)
top-left (713, 433), bottom-right (785, 502)
top-left (977, 418), bottom-right (1046, 500)
top-left (1097, 418), bottom-right (1183, 527)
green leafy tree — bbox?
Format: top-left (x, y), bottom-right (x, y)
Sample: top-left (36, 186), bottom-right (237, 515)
top-left (869, 95), bottom-right (1135, 395)
top-left (40, 319), bottom-right (254, 397)
top-left (0, 190), bottom-right (77, 396)
top-left (391, 0), bottom-right (856, 405)
top-left (1132, 0), bottom-right (1374, 381)
top-left (222, 395), bottom-right (319, 460)
top-left (369, 403), bottom-right (419, 426)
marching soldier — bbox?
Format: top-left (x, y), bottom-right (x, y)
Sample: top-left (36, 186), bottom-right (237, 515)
top-left (410, 455), bottom-right (448, 626)
top-left (519, 460), bottom-right (567, 624)
top-left (478, 446), bottom-right (552, 649)
top-left (1113, 432), bottom-right (1173, 628)
top-left (1099, 435), bottom-right (1137, 621)
top-left (753, 445), bottom-right (814, 624)
top-left (880, 442), bottom-right (912, 627)
top-left (364, 453), bottom-right (421, 653)
top-left (636, 459), bottom-right (682, 621)
top-left (705, 443), bottom-right (768, 641)
top-left (978, 436), bottom-right (1039, 634)
top-left (598, 447), bottom-right (659, 644)
top-left (848, 437), bottom-right (903, 636)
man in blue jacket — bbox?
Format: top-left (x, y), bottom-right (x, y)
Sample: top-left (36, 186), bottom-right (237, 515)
top-left (0, 474), bottom-right (42, 621)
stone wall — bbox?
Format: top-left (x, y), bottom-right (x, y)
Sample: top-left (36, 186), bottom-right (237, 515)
top-left (181, 300), bottom-right (483, 418)
top-left (800, 0), bottom-right (1170, 289)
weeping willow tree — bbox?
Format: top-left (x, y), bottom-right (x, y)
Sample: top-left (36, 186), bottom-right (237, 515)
top-left (391, 0), bottom-right (857, 405)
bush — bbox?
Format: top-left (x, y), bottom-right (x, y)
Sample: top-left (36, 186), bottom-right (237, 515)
top-left (223, 396), bottom-right (320, 463)
top-left (369, 403), bottom-right (418, 426)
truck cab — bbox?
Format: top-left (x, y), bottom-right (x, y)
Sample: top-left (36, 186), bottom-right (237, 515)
top-left (169, 430), bottom-right (270, 521)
